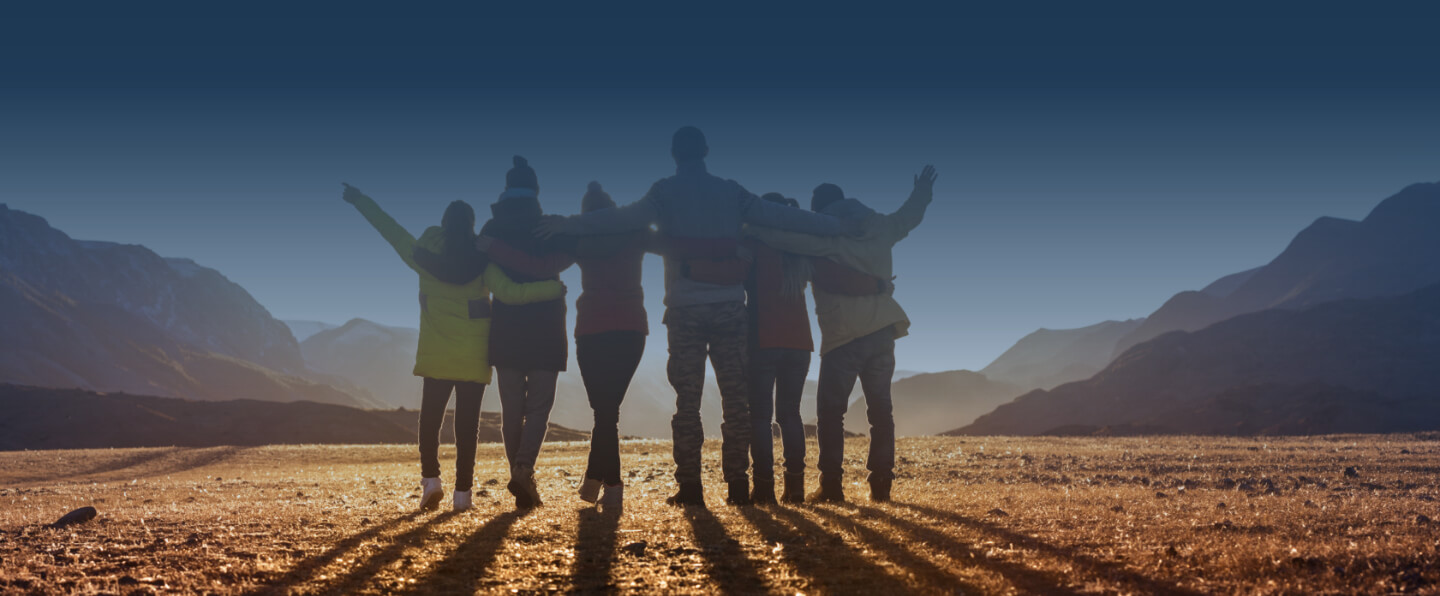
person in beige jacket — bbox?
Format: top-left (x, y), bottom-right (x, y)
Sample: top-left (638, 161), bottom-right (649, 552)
top-left (745, 165), bottom-right (937, 503)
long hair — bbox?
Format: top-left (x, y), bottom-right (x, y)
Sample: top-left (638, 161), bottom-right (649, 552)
top-left (440, 200), bottom-right (477, 261)
top-left (761, 194), bottom-right (812, 298)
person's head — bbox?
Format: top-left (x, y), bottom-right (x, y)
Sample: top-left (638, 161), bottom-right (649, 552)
top-left (506, 155), bottom-right (539, 192)
top-left (671, 126), bottom-right (708, 162)
top-left (784, 197), bottom-right (801, 209)
top-left (811, 183), bottom-right (845, 213)
top-left (581, 181), bottom-right (615, 213)
top-left (760, 192), bottom-right (787, 205)
top-left (441, 200), bottom-right (477, 259)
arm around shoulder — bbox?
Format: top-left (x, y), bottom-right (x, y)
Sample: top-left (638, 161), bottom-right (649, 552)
top-left (484, 263), bottom-right (565, 304)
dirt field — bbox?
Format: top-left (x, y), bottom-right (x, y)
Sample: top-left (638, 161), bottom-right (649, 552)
top-left (2, 435), bottom-right (1439, 594)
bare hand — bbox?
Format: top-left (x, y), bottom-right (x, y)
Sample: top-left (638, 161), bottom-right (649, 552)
top-left (534, 215), bottom-right (570, 240)
top-left (341, 183), bottom-right (365, 204)
top-left (914, 165), bottom-right (937, 194)
top-left (882, 276), bottom-right (897, 296)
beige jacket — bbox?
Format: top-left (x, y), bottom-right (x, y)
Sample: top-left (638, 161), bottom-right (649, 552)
top-left (747, 186), bottom-right (932, 355)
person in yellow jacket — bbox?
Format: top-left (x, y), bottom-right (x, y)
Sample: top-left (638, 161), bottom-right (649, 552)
top-left (341, 183), bottom-right (565, 512)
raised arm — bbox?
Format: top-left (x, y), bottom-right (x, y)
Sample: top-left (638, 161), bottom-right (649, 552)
top-left (872, 165), bottom-right (937, 242)
top-left (483, 263), bottom-right (566, 304)
top-left (483, 237), bottom-right (575, 278)
top-left (343, 183), bottom-right (419, 272)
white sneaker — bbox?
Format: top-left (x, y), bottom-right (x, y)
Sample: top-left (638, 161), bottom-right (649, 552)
top-left (419, 477), bottom-right (443, 511)
top-left (599, 483), bottom-right (623, 514)
top-left (578, 478), bottom-right (602, 504)
top-left (453, 490), bottom-right (472, 512)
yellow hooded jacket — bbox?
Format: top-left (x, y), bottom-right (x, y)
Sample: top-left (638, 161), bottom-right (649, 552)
top-left (347, 193), bottom-right (565, 384)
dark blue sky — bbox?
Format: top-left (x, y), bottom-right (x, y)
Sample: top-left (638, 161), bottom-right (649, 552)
top-left (4, 6), bottom-right (1439, 371)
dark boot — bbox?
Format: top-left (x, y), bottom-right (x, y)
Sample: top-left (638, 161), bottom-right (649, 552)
top-left (808, 474), bottom-right (845, 503)
top-left (750, 479), bottom-right (778, 506)
top-left (665, 482), bottom-right (706, 508)
top-left (507, 478), bottom-right (533, 509)
top-left (869, 476), bottom-right (892, 502)
top-left (782, 474), bottom-right (805, 505)
top-left (726, 479), bottom-right (753, 506)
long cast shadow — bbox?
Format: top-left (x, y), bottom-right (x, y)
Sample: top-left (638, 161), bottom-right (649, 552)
top-left (737, 506), bottom-right (918, 594)
top-left (246, 512), bottom-right (421, 594)
top-left (569, 508), bottom-right (620, 593)
top-left (402, 509), bottom-right (529, 595)
top-left (682, 507), bottom-right (769, 595)
top-left (318, 511), bottom-right (460, 595)
top-left (774, 505), bottom-right (991, 594)
top-left (893, 502), bottom-right (1203, 596)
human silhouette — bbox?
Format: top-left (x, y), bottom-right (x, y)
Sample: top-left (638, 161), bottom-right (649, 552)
top-left (746, 165), bottom-right (937, 502)
top-left (341, 183), bottom-right (564, 512)
top-left (537, 126), bottom-right (857, 507)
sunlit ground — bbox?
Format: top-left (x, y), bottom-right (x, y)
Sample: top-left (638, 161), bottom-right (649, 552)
top-left (2, 436), bottom-right (1439, 594)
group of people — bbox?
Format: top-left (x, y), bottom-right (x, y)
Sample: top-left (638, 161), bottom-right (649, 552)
top-left (343, 126), bottom-right (936, 513)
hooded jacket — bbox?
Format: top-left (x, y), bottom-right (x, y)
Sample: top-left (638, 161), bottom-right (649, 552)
top-left (480, 195), bottom-right (573, 371)
top-left (746, 186), bottom-right (932, 355)
top-left (347, 192), bottom-right (565, 383)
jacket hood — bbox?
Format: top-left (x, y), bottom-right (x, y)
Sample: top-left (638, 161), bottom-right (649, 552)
top-left (822, 198), bottom-right (877, 220)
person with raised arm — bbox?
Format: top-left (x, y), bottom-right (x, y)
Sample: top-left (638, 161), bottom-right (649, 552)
top-left (745, 165), bottom-right (937, 503)
top-left (536, 127), bottom-right (857, 507)
top-left (341, 183), bottom-right (565, 513)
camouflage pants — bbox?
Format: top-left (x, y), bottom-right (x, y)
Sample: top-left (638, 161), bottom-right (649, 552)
top-left (664, 301), bottom-right (751, 485)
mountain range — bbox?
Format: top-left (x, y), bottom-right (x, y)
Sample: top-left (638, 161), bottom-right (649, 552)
top-left (953, 181), bottom-right (1440, 435)
top-left (0, 205), bottom-right (376, 408)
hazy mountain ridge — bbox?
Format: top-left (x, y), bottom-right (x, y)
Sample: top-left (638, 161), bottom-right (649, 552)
top-left (950, 283), bottom-right (1440, 436)
top-left (1111, 181), bottom-right (1440, 357)
top-left (0, 205), bottom-right (376, 408)
top-left (980, 319), bottom-right (1145, 390)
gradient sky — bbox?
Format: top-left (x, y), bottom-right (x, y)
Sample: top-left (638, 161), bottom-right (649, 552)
top-left (4, 6), bottom-right (1439, 372)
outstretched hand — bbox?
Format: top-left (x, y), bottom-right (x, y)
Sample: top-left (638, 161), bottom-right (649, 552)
top-left (341, 183), bottom-right (365, 205)
top-left (534, 215), bottom-right (569, 240)
top-left (914, 165), bottom-right (938, 194)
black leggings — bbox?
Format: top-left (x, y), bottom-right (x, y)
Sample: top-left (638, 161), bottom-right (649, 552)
top-left (576, 330), bottom-right (646, 485)
top-left (418, 378), bottom-right (485, 492)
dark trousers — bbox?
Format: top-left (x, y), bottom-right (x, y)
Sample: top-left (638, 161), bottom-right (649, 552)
top-left (749, 347), bottom-right (811, 481)
top-left (418, 377), bottom-right (485, 492)
top-left (816, 327), bottom-right (896, 482)
top-left (577, 330), bottom-right (647, 485)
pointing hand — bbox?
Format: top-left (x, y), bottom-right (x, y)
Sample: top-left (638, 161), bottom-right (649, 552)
top-left (341, 183), bottom-right (366, 205)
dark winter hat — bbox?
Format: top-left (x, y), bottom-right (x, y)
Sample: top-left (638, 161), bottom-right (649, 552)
top-left (811, 183), bottom-right (845, 213)
top-left (671, 126), bottom-right (709, 161)
top-left (581, 181), bottom-right (615, 213)
top-left (506, 155), bottom-right (539, 191)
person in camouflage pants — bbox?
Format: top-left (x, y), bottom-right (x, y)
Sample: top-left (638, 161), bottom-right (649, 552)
top-left (665, 301), bottom-right (752, 495)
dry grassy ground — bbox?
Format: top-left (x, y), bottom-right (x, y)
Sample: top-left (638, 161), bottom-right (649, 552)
top-left (2, 435), bottom-right (1439, 595)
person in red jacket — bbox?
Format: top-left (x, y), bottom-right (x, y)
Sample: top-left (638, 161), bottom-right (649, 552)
top-left (744, 194), bottom-right (896, 504)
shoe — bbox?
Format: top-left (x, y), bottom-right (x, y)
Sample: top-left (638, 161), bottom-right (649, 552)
top-left (782, 474), bottom-right (805, 505)
top-left (578, 478), bottom-right (603, 504)
top-left (869, 477), bottom-right (892, 502)
top-left (599, 483), bottom-right (624, 514)
top-left (808, 475), bottom-right (846, 503)
top-left (750, 480), bottom-right (778, 506)
top-left (726, 479), bottom-right (753, 506)
top-left (419, 477), bottom-right (444, 511)
top-left (509, 465), bottom-right (542, 508)
top-left (665, 482), bottom-right (706, 508)
top-left (453, 490), bottom-right (472, 512)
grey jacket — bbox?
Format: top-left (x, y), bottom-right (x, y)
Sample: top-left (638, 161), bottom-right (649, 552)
top-left (557, 159), bottom-right (850, 306)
